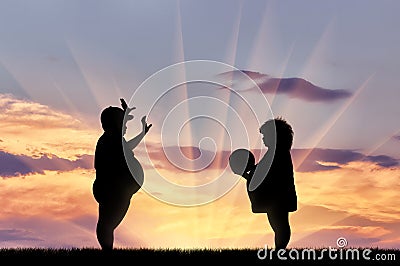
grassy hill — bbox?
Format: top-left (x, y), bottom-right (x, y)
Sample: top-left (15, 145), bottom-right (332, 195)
top-left (0, 247), bottom-right (398, 264)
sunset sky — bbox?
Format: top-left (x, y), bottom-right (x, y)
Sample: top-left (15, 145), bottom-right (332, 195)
top-left (0, 0), bottom-right (399, 249)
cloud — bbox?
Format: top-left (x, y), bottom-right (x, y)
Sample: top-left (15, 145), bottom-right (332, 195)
top-left (295, 160), bottom-right (400, 222)
top-left (0, 169), bottom-right (97, 219)
top-left (139, 143), bottom-right (398, 174)
top-left (334, 215), bottom-right (400, 236)
top-left (292, 148), bottom-right (398, 172)
top-left (0, 93), bottom-right (100, 159)
top-left (218, 70), bottom-right (352, 102)
top-left (290, 205), bottom-right (400, 249)
top-left (392, 135), bottom-right (400, 141)
top-left (0, 150), bottom-right (93, 177)
top-left (365, 155), bottom-right (398, 168)
top-left (0, 229), bottom-right (43, 242)
top-left (0, 93), bottom-right (83, 129)
top-left (0, 168), bottom-right (102, 248)
top-left (0, 216), bottom-right (98, 248)
top-left (218, 70), bottom-right (270, 81)
top-left (142, 145), bottom-right (231, 173)
top-left (293, 227), bottom-right (382, 249)
top-left (0, 162), bottom-right (399, 249)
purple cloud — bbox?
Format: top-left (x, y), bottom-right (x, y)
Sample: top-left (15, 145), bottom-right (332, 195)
top-left (141, 144), bottom-right (398, 174)
top-left (219, 70), bottom-right (352, 102)
top-left (218, 70), bottom-right (269, 80)
top-left (292, 148), bottom-right (398, 172)
top-left (365, 155), bottom-right (398, 167)
top-left (393, 135), bottom-right (400, 141)
top-left (0, 229), bottom-right (42, 242)
top-left (293, 227), bottom-right (381, 248)
top-left (142, 144), bottom-right (264, 173)
top-left (138, 140), bottom-right (399, 174)
top-left (0, 216), bottom-right (99, 248)
top-left (0, 150), bottom-right (93, 177)
top-left (291, 205), bottom-right (400, 249)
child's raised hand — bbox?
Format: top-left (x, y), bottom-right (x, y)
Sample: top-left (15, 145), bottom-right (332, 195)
top-left (120, 98), bottom-right (136, 114)
top-left (141, 116), bottom-right (152, 134)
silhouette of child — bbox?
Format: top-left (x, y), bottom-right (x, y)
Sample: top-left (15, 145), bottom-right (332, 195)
top-left (93, 98), bottom-right (152, 251)
top-left (234, 117), bottom-right (297, 250)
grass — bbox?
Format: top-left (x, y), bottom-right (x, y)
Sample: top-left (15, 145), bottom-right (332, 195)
top-left (0, 247), bottom-right (398, 264)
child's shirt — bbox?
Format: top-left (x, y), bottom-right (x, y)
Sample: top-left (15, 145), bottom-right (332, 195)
top-left (247, 149), bottom-right (297, 213)
top-left (93, 131), bottom-right (143, 203)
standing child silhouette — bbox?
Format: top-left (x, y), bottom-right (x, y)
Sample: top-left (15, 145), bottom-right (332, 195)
top-left (232, 117), bottom-right (297, 250)
top-left (93, 98), bottom-right (152, 251)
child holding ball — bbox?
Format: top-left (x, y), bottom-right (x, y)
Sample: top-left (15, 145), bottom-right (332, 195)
top-left (229, 117), bottom-right (297, 250)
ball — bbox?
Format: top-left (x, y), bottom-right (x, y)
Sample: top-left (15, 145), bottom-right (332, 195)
top-left (229, 148), bottom-right (255, 176)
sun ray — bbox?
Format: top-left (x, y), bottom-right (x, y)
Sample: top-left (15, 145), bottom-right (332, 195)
top-left (64, 40), bottom-right (103, 110)
top-left (275, 18), bottom-right (374, 218)
top-left (174, 0), bottom-right (190, 149)
top-left (65, 219), bottom-right (98, 248)
top-left (0, 58), bottom-right (34, 99)
top-left (214, 0), bottom-right (243, 169)
top-left (290, 212), bottom-right (354, 248)
top-left (246, 1), bottom-right (275, 71)
top-left (362, 128), bottom-right (400, 158)
top-left (267, 44), bottom-right (295, 107)
top-left (111, 75), bottom-right (124, 100)
top-left (213, 0), bottom-right (245, 247)
top-left (229, 181), bottom-right (254, 248)
top-left (216, 0), bottom-right (243, 163)
top-left (246, 2), bottom-right (295, 106)
top-left (225, 0), bottom-right (243, 67)
top-left (274, 17), bottom-right (336, 120)
top-left (299, 17), bottom-right (336, 81)
top-left (51, 80), bottom-right (83, 119)
top-left (295, 73), bottom-right (376, 181)
top-left (175, 0), bottom-right (203, 242)
top-left (228, 3), bottom-right (296, 248)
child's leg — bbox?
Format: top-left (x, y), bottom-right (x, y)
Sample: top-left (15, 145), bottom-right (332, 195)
top-left (111, 198), bottom-right (131, 229)
top-left (96, 203), bottom-right (114, 251)
top-left (266, 207), bottom-right (291, 250)
top-left (96, 199), bottom-right (130, 250)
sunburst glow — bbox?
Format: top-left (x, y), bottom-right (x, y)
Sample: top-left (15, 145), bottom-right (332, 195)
top-left (0, 0), bottom-right (399, 251)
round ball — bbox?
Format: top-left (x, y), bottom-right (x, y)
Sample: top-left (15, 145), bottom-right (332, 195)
top-left (229, 149), bottom-right (255, 175)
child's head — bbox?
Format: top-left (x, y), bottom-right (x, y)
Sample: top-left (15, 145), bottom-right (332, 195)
top-left (100, 106), bottom-right (132, 134)
top-left (259, 117), bottom-right (293, 150)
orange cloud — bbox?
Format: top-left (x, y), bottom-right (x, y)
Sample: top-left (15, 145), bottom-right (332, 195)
top-left (295, 161), bottom-right (400, 222)
top-left (0, 169), bottom-right (97, 219)
top-left (0, 160), bottom-right (399, 249)
top-left (0, 168), bottom-right (99, 248)
top-left (0, 93), bottom-right (100, 160)
top-left (0, 94), bottom-right (399, 249)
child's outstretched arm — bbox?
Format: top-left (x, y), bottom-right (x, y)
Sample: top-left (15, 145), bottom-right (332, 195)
top-left (126, 116), bottom-right (152, 150)
top-left (120, 98), bottom-right (152, 150)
